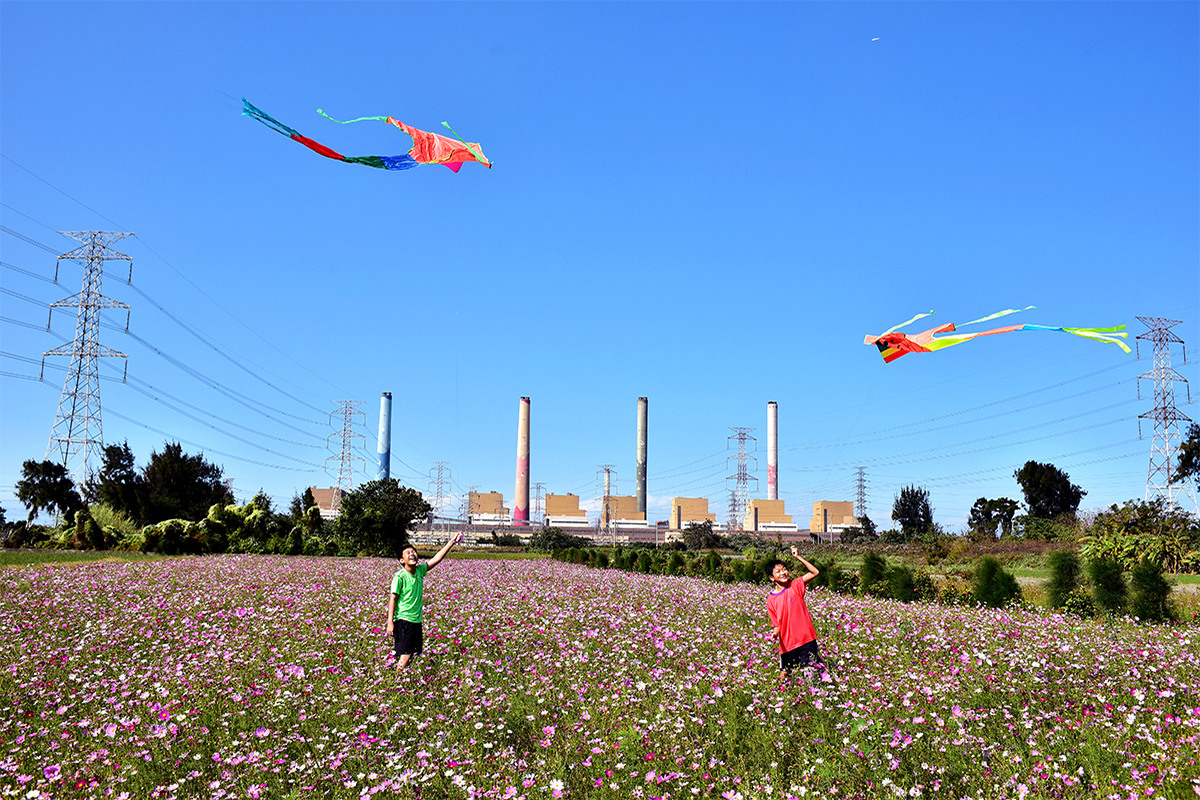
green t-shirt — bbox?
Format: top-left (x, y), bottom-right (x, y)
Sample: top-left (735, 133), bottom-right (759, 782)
top-left (390, 563), bottom-right (428, 623)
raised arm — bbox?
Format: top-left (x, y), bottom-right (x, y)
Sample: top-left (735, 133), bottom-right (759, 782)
top-left (426, 531), bottom-right (463, 571)
top-left (790, 546), bottom-right (820, 584)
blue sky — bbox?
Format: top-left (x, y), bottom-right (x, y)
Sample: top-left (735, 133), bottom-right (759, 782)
top-left (2, 2), bottom-right (1197, 529)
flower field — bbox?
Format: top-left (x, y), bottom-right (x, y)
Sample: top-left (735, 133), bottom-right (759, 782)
top-left (2, 556), bottom-right (1198, 800)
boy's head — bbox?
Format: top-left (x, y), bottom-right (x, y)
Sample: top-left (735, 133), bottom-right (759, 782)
top-left (401, 546), bottom-right (419, 566)
top-left (766, 559), bottom-right (790, 587)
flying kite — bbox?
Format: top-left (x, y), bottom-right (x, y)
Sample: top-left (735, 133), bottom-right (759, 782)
top-left (864, 307), bottom-right (1131, 363)
top-left (241, 98), bottom-right (491, 172)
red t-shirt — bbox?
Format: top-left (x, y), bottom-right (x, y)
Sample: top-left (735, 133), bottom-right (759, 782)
top-left (766, 578), bottom-right (817, 654)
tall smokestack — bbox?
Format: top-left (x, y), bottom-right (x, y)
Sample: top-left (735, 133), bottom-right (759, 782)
top-left (377, 392), bottom-right (392, 480)
top-left (513, 396), bottom-right (530, 526)
top-left (767, 401), bottom-right (778, 501)
top-left (636, 397), bottom-right (648, 514)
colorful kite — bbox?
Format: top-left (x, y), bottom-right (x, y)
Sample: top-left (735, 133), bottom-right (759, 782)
top-left (864, 307), bottom-right (1131, 363)
top-left (241, 99), bottom-right (490, 172)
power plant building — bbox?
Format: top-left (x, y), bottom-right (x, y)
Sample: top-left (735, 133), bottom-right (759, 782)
top-left (811, 501), bottom-right (858, 534)
top-left (670, 497), bottom-right (717, 529)
top-left (599, 495), bottom-right (650, 528)
top-left (469, 491), bottom-right (511, 526)
top-left (545, 493), bottom-right (590, 528)
top-left (742, 499), bottom-right (798, 532)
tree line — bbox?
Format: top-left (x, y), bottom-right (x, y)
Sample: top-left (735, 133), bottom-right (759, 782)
top-left (5, 441), bottom-right (430, 558)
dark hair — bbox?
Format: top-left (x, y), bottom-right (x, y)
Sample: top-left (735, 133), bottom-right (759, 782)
top-left (765, 559), bottom-right (787, 577)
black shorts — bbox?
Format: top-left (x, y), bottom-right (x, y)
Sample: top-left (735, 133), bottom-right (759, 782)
top-left (780, 640), bottom-right (821, 671)
top-left (393, 619), bottom-right (423, 657)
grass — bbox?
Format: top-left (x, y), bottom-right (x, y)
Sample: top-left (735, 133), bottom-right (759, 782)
top-left (0, 549), bottom-right (162, 568)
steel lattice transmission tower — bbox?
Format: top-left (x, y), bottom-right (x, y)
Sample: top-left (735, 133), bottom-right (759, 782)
top-left (41, 231), bottom-right (134, 483)
top-left (854, 466), bottom-right (869, 518)
top-left (1136, 317), bottom-right (1196, 510)
top-left (596, 465), bottom-right (617, 541)
top-left (725, 427), bottom-right (758, 532)
top-left (326, 401), bottom-right (365, 509)
top-left (428, 462), bottom-right (451, 532)
top-left (532, 482), bottom-right (546, 526)
top-left (461, 484), bottom-right (480, 526)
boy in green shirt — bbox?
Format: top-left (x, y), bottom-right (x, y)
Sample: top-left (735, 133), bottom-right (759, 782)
top-left (386, 532), bottom-right (462, 670)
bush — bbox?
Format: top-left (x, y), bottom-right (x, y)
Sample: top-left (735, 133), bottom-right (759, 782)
top-left (859, 552), bottom-right (888, 593)
top-left (912, 568), bottom-right (937, 602)
top-left (887, 565), bottom-right (916, 602)
top-left (1046, 550), bottom-right (1083, 609)
top-left (1129, 561), bottom-right (1173, 622)
top-left (667, 552), bottom-right (684, 575)
top-left (833, 570), bottom-right (858, 594)
top-left (595, 551), bottom-right (610, 569)
top-left (1061, 589), bottom-right (1095, 618)
top-left (972, 556), bottom-right (1021, 608)
top-left (936, 582), bottom-right (972, 606)
top-left (636, 551), bottom-right (653, 573)
top-left (1087, 559), bottom-right (1127, 615)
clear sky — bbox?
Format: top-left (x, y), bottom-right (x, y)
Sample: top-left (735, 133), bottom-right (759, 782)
top-left (2, 1), bottom-right (1197, 530)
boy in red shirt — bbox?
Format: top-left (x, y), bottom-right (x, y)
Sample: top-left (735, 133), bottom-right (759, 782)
top-left (766, 545), bottom-right (822, 680)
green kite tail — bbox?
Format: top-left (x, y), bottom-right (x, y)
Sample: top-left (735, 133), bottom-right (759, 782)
top-left (441, 121), bottom-right (486, 165)
top-left (316, 109), bottom-right (389, 124)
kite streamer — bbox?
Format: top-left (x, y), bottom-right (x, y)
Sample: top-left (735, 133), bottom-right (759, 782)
top-left (863, 307), bottom-right (1130, 363)
top-left (241, 99), bottom-right (490, 173)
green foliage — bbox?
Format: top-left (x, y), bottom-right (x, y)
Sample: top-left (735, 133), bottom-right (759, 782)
top-left (1046, 550), bottom-right (1083, 609)
top-left (1061, 589), bottom-right (1096, 618)
top-left (595, 551), bottom-right (610, 569)
top-left (490, 530), bottom-right (524, 547)
top-left (667, 551), bottom-right (684, 575)
top-left (892, 485), bottom-right (934, 539)
top-left (1129, 561), bottom-right (1173, 623)
top-left (1086, 559), bottom-right (1127, 615)
top-left (529, 526), bottom-right (588, 552)
top-left (972, 556), bottom-right (1022, 608)
top-left (1014, 460), bottom-right (1085, 520)
top-left (84, 441), bottom-right (141, 523)
top-left (967, 497), bottom-right (1019, 539)
top-left (886, 564), bottom-right (916, 602)
top-left (1014, 514), bottom-right (1077, 542)
top-left (141, 519), bottom-right (205, 556)
top-left (682, 520), bottom-right (726, 551)
top-left (1173, 422), bottom-right (1200, 490)
top-left (1079, 498), bottom-right (1199, 573)
top-left (912, 568), bottom-right (937, 602)
top-left (333, 479), bottom-right (431, 558)
top-left (138, 443), bottom-right (234, 525)
top-left (840, 514), bottom-right (878, 543)
top-left (15, 459), bottom-right (83, 523)
top-left (859, 551), bottom-right (888, 593)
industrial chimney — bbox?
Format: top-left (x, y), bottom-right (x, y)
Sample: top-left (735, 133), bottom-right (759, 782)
top-left (636, 396), bottom-right (648, 515)
top-left (513, 397), bottom-right (531, 526)
top-left (767, 401), bottom-right (778, 501)
top-left (377, 392), bottom-right (392, 480)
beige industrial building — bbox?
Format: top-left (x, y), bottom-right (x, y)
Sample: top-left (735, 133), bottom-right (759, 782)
top-left (811, 501), bottom-right (857, 533)
top-left (468, 491), bottom-right (508, 516)
top-left (599, 495), bottom-right (648, 527)
top-left (742, 499), bottom-right (798, 532)
top-left (670, 497), bottom-right (717, 529)
top-left (308, 487), bottom-right (345, 521)
top-left (545, 493), bottom-right (591, 528)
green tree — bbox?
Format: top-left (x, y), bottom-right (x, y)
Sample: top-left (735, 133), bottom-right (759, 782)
top-left (1014, 460), bottom-right (1085, 519)
top-left (967, 497), bottom-right (1019, 539)
top-left (892, 485), bottom-right (933, 538)
top-left (1087, 559), bottom-right (1127, 615)
top-left (15, 460), bottom-right (83, 523)
top-left (334, 478), bottom-right (431, 558)
top-left (1174, 423), bottom-right (1200, 490)
top-left (529, 526), bottom-right (587, 551)
top-left (682, 520), bottom-right (725, 550)
top-left (84, 441), bottom-right (142, 522)
top-left (138, 442), bottom-right (234, 524)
